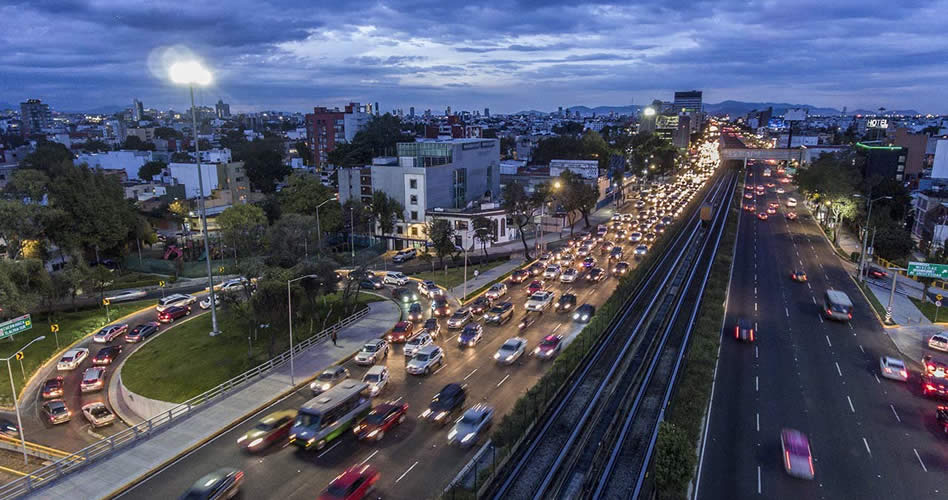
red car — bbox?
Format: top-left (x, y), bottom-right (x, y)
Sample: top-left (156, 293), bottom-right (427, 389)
top-left (353, 401), bottom-right (409, 441)
top-left (527, 280), bottom-right (545, 295)
top-left (785, 212), bottom-right (797, 220)
top-left (319, 464), bottom-right (380, 500)
top-left (757, 212), bottom-right (769, 221)
top-left (867, 267), bottom-right (888, 279)
top-left (41, 377), bottom-right (64, 399)
top-left (743, 203), bottom-right (755, 212)
top-left (157, 305), bottom-right (190, 323)
top-left (386, 321), bottom-right (414, 343)
top-left (509, 269), bottom-right (530, 284)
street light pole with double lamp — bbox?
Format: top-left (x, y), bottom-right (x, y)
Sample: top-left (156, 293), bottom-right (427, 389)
top-left (3, 336), bottom-right (46, 465)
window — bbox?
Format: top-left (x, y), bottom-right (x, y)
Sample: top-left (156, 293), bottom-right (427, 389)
top-left (409, 179), bottom-right (418, 189)
top-left (410, 195), bottom-right (418, 205)
top-left (411, 211), bottom-right (419, 221)
top-left (396, 226), bottom-right (403, 234)
top-left (411, 227), bottom-right (419, 236)
top-left (455, 220), bottom-right (469, 231)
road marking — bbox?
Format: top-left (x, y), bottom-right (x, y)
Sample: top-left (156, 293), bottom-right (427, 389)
top-left (754, 287), bottom-right (757, 295)
top-left (359, 449), bottom-right (380, 465)
top-left (754, 274), bottom-right (757, 282)
top-left (825, 335), bottom-right (832, 348)
top-left (755, 345), bottom-right (758, 359)
top-left (552, 323), bottom-right (563, 333)
top-left (862, 437), bottom-right (872, 456)
top-left (395, 461), bottom-right (419, 483)
top-left (317, 441), bottom-right (341, 458)
top-left (392, 396), bottom-right (403, 404)
top-left (835, 362), bottom-right (842, 377)
top-left (874, 374), bottom-right (881, 384)
top-left (755, 376), bottom-right (759, 392)
top-left (812, 296), bottom-right (817, 304)
top-left (757, 465), bottom-right (762, 495)
top-left (799, 260), bottom-right (803, 266)
top-left (818, 314), bottom-right (824, 324)
top-left (858, 344), bottom-right (864, 353)
top-left (433, 365), bottom-right (445, 376)
top-left (890, 404), bottom-right (901, 423)
top-left (807, 282), bottom-right (811, 289)
top-left (756, 412), bottom-right (759, 432)
top-left (847, 395), bottom-right (855, 413)
top-left (755, 302), bottom-right (758, 312)
top-left (496, 374), bottom-right (511, 388)
top-left (914, 448), bottom-right (928, 472)
top-left (464, 368), bottom-right (478, 381)
top-left (785, 307), bottom-right (789, 318)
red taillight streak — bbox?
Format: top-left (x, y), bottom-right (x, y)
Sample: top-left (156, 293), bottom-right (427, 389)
top-left (735, 326), bottom-right (739, 339)
top-left (784, 451), bottom-right (791, 470)
top-left (750, 330), bottom-right (755, 342)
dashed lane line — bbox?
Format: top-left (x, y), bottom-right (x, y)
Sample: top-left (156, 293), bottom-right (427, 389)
top-left (890, 404), bottom-right (901, 423)
top-left (914, 448), bottom-right (928, 472)
top-left (835, 362), bottom-right (842, 377)
top-left (826, 335), bottom-right (832, 348)
top-left (496, 374), bottom-right (511, 388)
top-left (464, 368), bottom-right (478, 381)
top-left (862, 437), bottom-right (872, 457)
top-left (395, 461), bottom-right (419, 483)
top-left (359, 449), bottom-right (380, 466)
top-left (847, 395), bottom-right (855, 413)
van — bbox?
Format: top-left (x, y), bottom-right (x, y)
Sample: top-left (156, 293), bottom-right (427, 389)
top-left (823, 290), bottom-right (853, 321)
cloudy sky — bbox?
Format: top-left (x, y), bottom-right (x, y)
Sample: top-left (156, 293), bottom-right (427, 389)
top-left (1, 0), bottom-right (946, 114)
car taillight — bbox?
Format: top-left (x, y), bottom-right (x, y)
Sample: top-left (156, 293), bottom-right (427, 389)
top-left (900, 370), bottom-right (907, 378)
top-left (234, 471), bottom-right (244, 481)
top-left (848, 313), bottom-right (852, 319)
top-left (749, 330), bottom-right (755, 342)
top-left (785, 450), bottom-right (791, 469)
top-left (926, 384), bottom-right (936, 391)
top-left (734, 326), bottom-right (739, 339)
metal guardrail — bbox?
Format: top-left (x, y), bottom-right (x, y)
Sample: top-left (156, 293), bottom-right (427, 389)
top-left (0, 436), bottom-right (79, 464)
top-left (0, 307), bottom-right (370, 499)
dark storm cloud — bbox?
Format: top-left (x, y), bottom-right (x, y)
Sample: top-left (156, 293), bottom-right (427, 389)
top-left (1, 0), bottom-right (945, 113)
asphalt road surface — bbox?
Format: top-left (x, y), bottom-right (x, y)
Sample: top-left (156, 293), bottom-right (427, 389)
top-left (697, 163), bottom-right (944, 499)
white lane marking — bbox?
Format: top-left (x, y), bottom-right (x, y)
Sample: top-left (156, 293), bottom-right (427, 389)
top-left (392, 396), bottom-right (403, 404)
top-left (757, 465), bottom-right (762, 495)
top-left (754, 287), bottom-right (757, 295)
top-left (317, 441), bottom-right (341, 458)
top-left (755, 274), bottom-right (757, 282)
top-left (756, 412), bottom-right (760, 432)
top-left (890, 404), bottom-right (901, 423)
top-left (863, 437), bottom-right (872, 456)
top-left (799, 260), bottom-right (803, 266)
top-left (755, 376), bottom-right (759, 392)
top-left (818, 314), bottom-right (824, 324)
top-left (359, 449), bottom-right (380, 465)
top-left (552, 323), bottom-right (563, 333)
top-left (755, 302), bottom-right (758, 312)
top-left (812, 296), bottom-right (817, 304)
top-left (433, 365), bottom-right (445, 376)
top-left (874, 373), bottom-right (881, 384)
top-left (835, 362), bottom-right (842, 377)
top-left (464, 368), bottom-right (478, 381)
top-left (825, 335), bottom-right (832, 348)
top-left (395, 461), bottom-right (419, 483)
top-left (848, 322), bottom-right (854, 330)
top-left (847, 396), bottom-right (855, 413)
top-left (755, 345), bottom-right (758, 359)
top-left (785, 307), bottom-right (789, 318)
top-left (914, 448), bottom-right (928, 472)
top-left (496, 374), bottom-right (511, 388)
top-left (807, 282), bottom-right (811, 289)
top-left (859, 345), bottom-right (865, 353)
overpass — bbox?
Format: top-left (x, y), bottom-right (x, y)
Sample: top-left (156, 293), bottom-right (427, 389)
top-left (720, 146), bottom-right (806, 166)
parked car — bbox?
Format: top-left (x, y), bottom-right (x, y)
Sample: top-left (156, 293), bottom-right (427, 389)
top-left (104, 289), bottom-right (147, 303)
top-left (41, 377), bottom-right (64, 399)
top-left (406, 345), bottom-right (445, 375)
top-left (155, 293), bottom-right (195, 312)
top-left (182, 468), bottom-right (244, 500)
top-left (42, 400), bottom-right (71, 425)
top-left (448, 404), bottom-right (494, 447)
top-left (485, 302), bottom-right (514, 325)
top-left (494, 337), bottom-right (527, 364)
top-left (157, 305), bottom-right (190, 323)
top-left (310, 366), bottom-right (350, 395)
top-left (92, 323), bottom-right (128, 343)
top-left (485, 283), bottom-right (508, 300)
top-left (81, 402), bottom-right (116, 428)
top-left (318, 464), bottom-right (379, 500)
top-left (57, 348), bottom-right (89, 371)
top-left (354, 339), bottom-right (389, 365)
top-left (354, 401), bottom-right (409, 442)
top-left (421, 383), bottom-right (467, 424)
top-left (92, 345), bottom-right (123, 366)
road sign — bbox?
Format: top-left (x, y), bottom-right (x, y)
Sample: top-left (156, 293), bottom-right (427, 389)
top-left (50, 324), bottom-right (59, 333)
top-left (159, 281), bottom-right (166, 287)
top-left (0, 314), bottom-right (32, 340)
top-left (14, 352), bottom-right (23, 361)
top-left (907, 262), bottom-right (948, 279)
top-left (102, 298), bottom-right (110, 306)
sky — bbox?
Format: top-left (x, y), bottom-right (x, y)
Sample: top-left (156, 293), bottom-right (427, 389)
top-left (1, 0), bottom-right (946, 115)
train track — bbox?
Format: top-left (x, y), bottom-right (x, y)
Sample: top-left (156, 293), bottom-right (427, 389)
top-left (485, 170), bottom-right (736, 500)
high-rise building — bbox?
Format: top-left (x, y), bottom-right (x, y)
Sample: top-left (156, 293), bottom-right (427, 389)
top-left (19, 99), bottom-right (51, 136)
top-left (305, 102), bottom-right (372, 168)
top-left (132, 99), bottom-right (144, 122)
top-left (484, 108), bottom-right (490, 118)
top-left (215, 99), bottom-right (231, 119)
top-left (445, 106), bottom-right (452, 116)
top-left (409, 107), bottom-right (415, 118)
top-left (374, 102), bottom-right (380, 116)
top-left (673, 90), bottom-right (703, 114)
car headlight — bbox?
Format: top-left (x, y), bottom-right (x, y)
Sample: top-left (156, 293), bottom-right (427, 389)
top-left (493, 352), bottom-right (500, 359)
top-left (289, 434), bottom-right (297, 441)
top-left (421, 409), bottom-right (432, 418)
top-left (237, 435), bottom-right (247, 444)
top-left (573, 313), bottom-right (579, 319)
top-left (307, 437), bottom-right (315, 444)
top-left (435, 411), bottom-right (448, 421)
top-left (248, 438), bottom-right (264, 449)
top-left (462, 433), bottom-right (475, 443)
top-left (448, 429), bottom-right (457, 440)
top-left (533, 347), bottom-right (540, 354)
top-left (370, 386), bottom-right (380, 395)
top-left (367, 429), bottom-right (379, 438)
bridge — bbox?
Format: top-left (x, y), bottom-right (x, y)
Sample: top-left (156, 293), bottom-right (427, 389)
top-left (720, 146), bottom-right (806, 165)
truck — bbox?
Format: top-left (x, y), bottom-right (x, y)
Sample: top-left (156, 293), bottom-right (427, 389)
top-left (700, 203), bottom-right (713, 224)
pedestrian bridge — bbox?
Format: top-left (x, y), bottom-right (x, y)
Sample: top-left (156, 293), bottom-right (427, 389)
top-left (720, 146), bottom-right (806, 164)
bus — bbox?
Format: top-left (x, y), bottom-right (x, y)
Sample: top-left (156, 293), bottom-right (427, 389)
top-left (289, 379), bottom-right (370, 450)
top-left (822, 290), bottom-right (853, 321)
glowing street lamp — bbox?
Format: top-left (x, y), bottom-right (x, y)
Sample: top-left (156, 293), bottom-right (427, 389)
top-left (643, 107), bottom-right (656, 117)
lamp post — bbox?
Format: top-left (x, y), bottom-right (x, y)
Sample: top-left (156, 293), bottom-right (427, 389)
top-left (538, 181), bottom-right (562, 254)
top-left (3, 336), bottom-right (45, 465)
top-left (170, 60), bottom-right (220, 336)
top-left (854, 194), bottom-right (892, 282)
top-left (315, 195), bottom-right (338, 250)
top-left (287, 274), bottom-right (320, 386)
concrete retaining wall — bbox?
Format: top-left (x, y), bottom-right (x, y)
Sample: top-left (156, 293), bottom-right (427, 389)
top-left (117, 372), bottom-right (176, 420)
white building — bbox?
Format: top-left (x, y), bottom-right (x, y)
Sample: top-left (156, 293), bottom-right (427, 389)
top-left (165, 163), bottom-right (219, 199)
top-left (200, 148), bottom-right (232, 164)
top-left (549, 159), bottom-right (600, 180)
top-left (76, 150), bottom-right (153, 179)
top-left (124, 182), bottom-right (168, 202)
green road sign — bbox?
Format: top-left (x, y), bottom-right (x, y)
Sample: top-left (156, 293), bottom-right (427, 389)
top-left (0, 314), bottom-right (32, 340)
top-left (907, 262), bottom-right (948, 279)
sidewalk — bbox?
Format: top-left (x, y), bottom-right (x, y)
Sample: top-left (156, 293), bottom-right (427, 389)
top-left (449, 256), bottom-right (525, 302)
top-left (33, 300), bottom-right (401, 500)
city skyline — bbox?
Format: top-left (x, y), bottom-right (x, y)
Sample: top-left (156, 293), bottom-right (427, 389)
top-left (1, 0), bottom-right (947, 114)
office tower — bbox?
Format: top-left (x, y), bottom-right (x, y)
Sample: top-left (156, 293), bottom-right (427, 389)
top-left (19, 99), bottom-right (52, 136)
top-left (132, 99), bottom-right (144, 122)
top-left (215, 99), bottom-right (231, 119)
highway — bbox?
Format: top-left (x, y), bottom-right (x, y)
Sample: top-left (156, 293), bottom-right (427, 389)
top-left (697, 162), bottom-right (944, 499)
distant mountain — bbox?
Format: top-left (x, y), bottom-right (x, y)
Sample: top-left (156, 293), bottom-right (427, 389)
top-left (703, 100), bottom-right (840, 117)
top-left (62, 105), bottom-right (128, 115)
top-left (847, 108), bottom-right (920, 116)
top-left (0, 102), bottom-right (15, 111)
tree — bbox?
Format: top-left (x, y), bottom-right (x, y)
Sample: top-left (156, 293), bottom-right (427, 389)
top-left (500, 136), bottom-right (516, 159)
top-left (557, 170), bottom-right (599, 228)
top-left (19, 142), bottom-right (73, 172)
top-left (7, 168), bottom-right (49, 201)
top-left (425, 219), bottom-right (456, 269)
top-left (0, 259), bottom-right (47, 319)
top-left (294, 141), bottom-right (312, 166)
top-left (154, 127), bottom-right (182, 140)
top-left (552, 121), bottom-right (584, 135)
top-left (233, 138), bottom-right (290, 193)
top-left (501, 181), bottom-right (541, 259)
top-left (121, 135), bottom-right (155, 151)
top-left (248, 276), bottom-right (290, 359)
top-left (138, 160), bottom-right (166, 180)
top-left (368, 190), bottom-right (405, 236)
top-left (472, 216), bottom-right (496, 259)
top-left (327, 114), bottom-right (415, 167)
top-left (280, 172), bottom-right (342, 235)
top-left (170, 151), bottom-right (193, 162)
top-left (74, 139), bottom-right (111, 152)
top-left (266, 214), bottom-right (317, 267)
top-left (217, 204), bottom-right (267, 262)
top-left (654, 422), bottom-right (696, 498)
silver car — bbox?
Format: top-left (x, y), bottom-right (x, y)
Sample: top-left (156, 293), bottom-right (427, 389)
top-left (879, 356), bottom-right (908, 382)
top-left (494, 337), bottom-right (526, 364)
top-left (447, 308), bottom-right (472, 329)
top-left (448, 404), bottom-right (494, 447)
top-left (354, 339), bottom-right (389, 365)
top-left (310, 366), bottom-right (350, 395)
top-left (485, 283), bottom-right (508, 301)
top-left (404, 331), bottom-right (434, 358)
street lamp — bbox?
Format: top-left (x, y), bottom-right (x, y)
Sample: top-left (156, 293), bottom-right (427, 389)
top-left (3, 336), bottom-right (45, 464)
top-left (538, 182), bottom-right (562, 254)
top-left (170, 59), bottom-right (220, 336)
top-left (853, 194), bottom-right (892, 281)
top-left (315, 195), bottom-right (338, 250)
top-left (287, 274), bottom-right (320, 386)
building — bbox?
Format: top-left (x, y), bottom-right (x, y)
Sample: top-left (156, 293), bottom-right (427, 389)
top-left (549, 159), bottom-right (599, 180)
top-left (911, 190), bottom-right (948, 249)
top-left (484, 108), bottom-right (490, 118)
top-left (19, 99), bottom-right (52, 136)
top-left (76, 150), bottom-right (154, 180)
top-left (854, 142), bottom-right (906, 182)
top-left (891, 128), bottom-right (927, 183)
top-left (409, 107), bottom-right (415, 118)
top-left (673, 91), bottom-right (702, 114)
top-left (426, 203), bottom-right (516, 250)
top-left (126, 127), bottom-right (155, 143)
top-left (165, 163), bottom-right (220, 199)
top-left (215, 161), bottom-right (251, 204)
top-left (215, 99), bottom-right (231, 119)
top-left (305, 102), bottom-right (372, 168)
top-left (132, 99), bottom-right (144, 122)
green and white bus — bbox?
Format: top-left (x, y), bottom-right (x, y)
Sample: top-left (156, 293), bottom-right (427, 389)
top-left (289, 379), bottom-right (370, 450)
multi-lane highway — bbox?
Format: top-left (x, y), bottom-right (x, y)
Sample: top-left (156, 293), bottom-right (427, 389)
top-left (697, 161), bottom-right (944, 499)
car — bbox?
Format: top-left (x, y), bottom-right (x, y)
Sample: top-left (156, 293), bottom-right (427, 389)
top-left (509, 269), bottom-right (530, 284)
top-left (458, 323), bottom-right (484, 347)
top-left (359, 278), bottom-right (384, 290)
top-left (790, 270), bottom-right (807, 282)
top-left (922, 373), bottom-right (948, 398)
top-left (57, 348), bottom-right (89, 371)
top-left (236, 409), bottom-right (296, 452)
top-left (448, 404), bottom-right (495, 447)
top-left (199, 295), bottom-right (221, 310)
top-left (347, 270), bottom-right (377, 282)
top-left (757, 212), bottom-right (769, 220)
top-left (470, 296), bottom-right (492, 315)
top-left (613, 261), bottom-right (630, 276)
top-left (406, 344), bottom-right (445, 375)
top-left (743, 203), bottom-right (755, 212)
top-left (776, 187), bottom-right (786, 194)
top-left (922, 354), bottom-right (947, 377)
top-left (41, 377), bottom-right (64, 399)
top-left (929, 334), bottom-right (948, 352)
top-left (528, 262), bottom-right (546, 276)
top-left (217, 277), bottom-right (251, 294)
top-left (573, 304), bottom-right (595, 323)
top-left (155, 293), bottom-right (195, 312)
top-left (586, 267), bottom-right (605, 282)
top-left (599, 241), bottom-right (615, 253)
top-left (92, 345), bottom-right (123, 366)
top-left (485, 283), bottom-right (508, 300)
top-left (354, 339), bottom-right (389, 365)
top-left (310, 366), bottom-right (350, 396)
top-left (79, 401), bottom-right (116, 428)
top-left (157, 305), bottom-right (190, 323)
top-left (387, 321), bottom-right (415, 343)
top-left (786, 197), bottom-right (797, 207)
top-left (938, 406), bottom-right (948, 435)
top-left (42, 400), bottom-right (71, 425)
top-left (383, 271), bottom-right (410, 286)
top-left (0, 418), bottom-right (17, 438)
top-left (447, 308), bottom-right (473, 329)
top-left (526, 291), bottom-right (554, 311)
top-left (555, 293), bottom-right (577, 313)
top-left (879, 356), bottom-right (908, 382)
top-left (785, 212), bottom-right (798, 220)
top-left (557, 252), bottom-right (574, 267)
top-left (780, 429), bottom-right (814, 479)
top-left (581, 257), bottom-right (597, 269)
top-left (560, 268), bottom-right (579, 283)
top-left (419, 280), bottom-right (444, 299)
top-left (392, 248), bottom-right (417, 263)
top-left (768, 202), bottom-right (779, 209)
top-left (766, 206), bottom-right (776, 215)
top-left (404, 331), bottom-right (434, 358)
top-left (392, 287), bottom-right (418, 303)
top-left (867, 266), bottom-right (888, 279)
top-left (318, 464), bottom-right (380, 500)
top-left (125, 322), bottom-right (160, 343)
top-left (80, 366), bottom-right (106, 393)
top-left (526, 280), bottom-right (545, 296)
top-left (734, 318), bottom-right (755, 342)
top-left (744, 192), bottom-right (754, 200)
top-left (634, 245), bottom-right (648, 257)
top-left (407, 302), bottom-right (425, 322)
top-left (485, 301), bottom-right (515, 325)
top-left (421, 383), bottom-right (467, 424)
top-left (517, 312), bottom-right (540, 331)
top-left (431, 297), bottom-right (452, 317)
top-left (533, 335), bottom-right (563, 359)
top-left (543, 265), bottom-right (561, 280)
top-left (93, 323), bottom-right (128, 343)
top-left (104, 289), bottom-right (147, 303)
top-left (609, 246), bottom-right (623, 260)
top-left (422, 318), bottom-right (441, 338)
top-left (628, 232), bottom-right (643, 242)
top-left (362, 365), bottom-right (390, 397)
top-left (182, 468), bottom-right (244, 500)
top-left (494, 337), bottom-right (527, 364)
top-left (354, 402), bottom-right (409, 442)
top-left (538, 252), bottom-right (555, 265)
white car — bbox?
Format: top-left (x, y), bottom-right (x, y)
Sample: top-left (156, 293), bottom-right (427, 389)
top-left (156, 293), bottom-right (195, 312)
top-left (406, 345), bottom-right (444, 375)
top-left (786, 197), bottom-right (798, 208)
top-left (419, 281), bottom-right (444, 299)
top-left (104, 289), bottom-right (146, 303)
top-left (776, 187), bottom-right (785, 194)
top-left (81, 402), bottom-right (116, 428)
top-left (354, 339), bottom-right (389, 365)
top-left (525, 291), bottom-right (554, 311)
top-left (928, 334), bottom-right (948, 352)
top-left (560, 268), bottom-right (579, 283)
top-left (542, 265), bottom-right (561, 280)
top-left (217, 278), bottom-right (249, 293)
top-left (199, 295), bottom-right (221, 310)
top-left (485, 283), bottom-right (508, 301)
top-left (879, 356), bottom-right (908, 382)
top-left (57, 348), bottom-right (89, 371)
top-left (494, 337), bottom-right (527, 364)
top-left (628, 232), bottom-right (642, 243)
top-left (92, 324), bottom-right (128, 343)
top-left (362, 365), bottom-right (389, 397)
top-left (383, 272), bottom-right (410, 286)
top-left (404, 331), bottom-right (434, 358)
